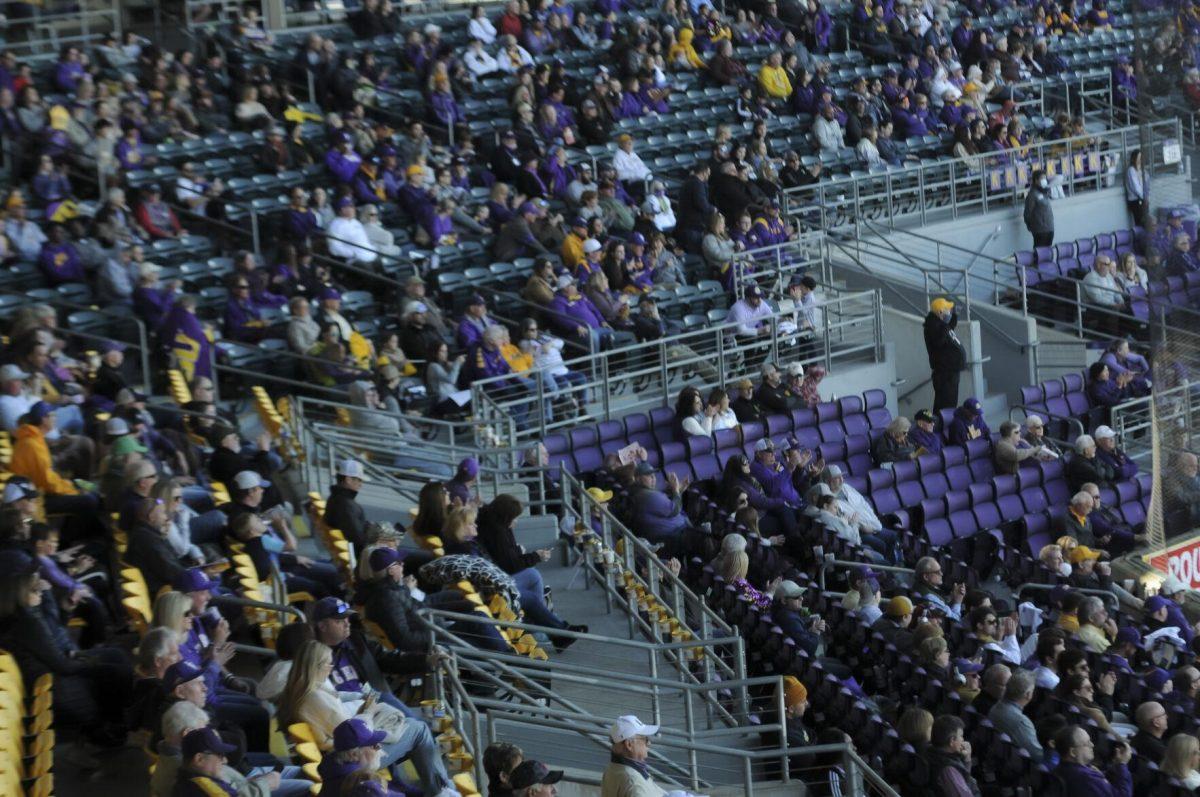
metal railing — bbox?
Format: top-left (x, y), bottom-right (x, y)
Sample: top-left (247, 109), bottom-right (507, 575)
top-left (1, 0), bottom-right (121, 58)
top-left (783, 119), bottom-right (1183, 230)
top-left (468, 289), bottom-right (884, 445)
top-left (1110, 380), bottom-right (1199, 460)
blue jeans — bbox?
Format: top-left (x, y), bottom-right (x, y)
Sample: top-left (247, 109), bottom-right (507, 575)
top-left (189, 509), bottom-right (228, 545)
top-left (378, 714), bottom-right (453, 794)
top-left (512, 567), bottom-right (566, 630)
top-left (378, 690), bottom-right (423, 721)
top-left (544, 369), bottom-right (588, 403)
top-left (182, 484), bottom-right (215, 512)
top-left (246, 765), bottom-right (312, 797)
top-left (862, 527), bottom-right (900, 564)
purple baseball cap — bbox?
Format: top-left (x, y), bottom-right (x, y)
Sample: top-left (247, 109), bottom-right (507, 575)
top-left (458, 456), bottom-right (480, 477)
top-left (312, 597), bottom-right (354, 623)
top-left (174, 567), bottom-right (220, 593)
top-left (333, 718), bottom-right (387, 752)
top-left (368, 547), bottom-right (405, 573)
top-left (181, 727), bottom-right (237, 760)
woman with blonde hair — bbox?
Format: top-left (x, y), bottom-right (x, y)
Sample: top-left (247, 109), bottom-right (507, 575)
top-left (1162, 733), bottom-right (1200, 788)
top-left (711, 533), bottom-right (778, 609)
top-left (276, 640), bottom-right (459, 796)
top-left (151, 590), bottom-right (193, 641)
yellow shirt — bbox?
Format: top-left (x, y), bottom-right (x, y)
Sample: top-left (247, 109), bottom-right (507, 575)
top-left (758, 64), bottom-right (792, 100)
top-left (500, 342), bottom-right (532, 373)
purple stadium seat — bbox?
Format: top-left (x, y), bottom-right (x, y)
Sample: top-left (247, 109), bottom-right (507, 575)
top-left (1015, 251), bottom-right (1036, 268)
top-left (997, 494), bottom-right (1025, 523)
top-left (893, 460), bottom-right (919, 484)
top-left (1115, 480), bottom-right (1139, 505)
top-left (863, 389), bottom-right (891, 429)
top-left (1021, 488), bottom-right (1049, 514)
top-left (545, 433), bottom-right (572, 473)
top-left (1127, 285), bottom-right (1149, 322)
top-left (845, 435), bottom-right (872, 475)
top-left (765, 413), bottom-right (792, 441)
top-left (846, 475), bottom-right (869, 494)
top-left (819, 421), bottom-right (847, 443)
top-left (897, 479), bottom-right (925, 507)
top-left (570, 426), bottom-right (598, 451)
top-left (1015, 467), bottom-right (1042, 491)
top-left (1076, 252), bottom-right (1095, 272)
top-left (1062, 373), bottom-right (1084, 393)
top-left (973, 501), bottom-right (1002, 529)
top-left (867, 468), bottom-right (895, 493)
top-left (573, 443), bottom-right (603, 473)
top-left (1121, 502), bottom-right (1146, 527)
top-left (1038, 459), bottom-right (1065, 483)
top-left (650, 407), bottom-right (677, 445)
top-left (964, 438), bottom-right (992, 461)
top-left (1022, 511), bottom-right (1051, 545)
top-left (916, 452), bottom-right (943, 476)
top-left (791, 407), bottom-right (818, 429)
top-left (816, 401), bottom-right (839, 423)
top-left (1114, 229), bottom-right (1135, 255)
top-left (1136, 472), bottom-right (1151, 497)
top-left (687, 435), bottom-right (714, 458)
top-left (968, 483), bottom-right (995, 506)
top-left (938, 408), bottom-right (956, 433)
top-left (665, 459), bottom-right (694, 484)
top-left (842, 411), bottom-right (870, 438)
top-left (993, 474), bottom-right (1017, 497)
top-left (741, 421), bottom-right (765, 449)
top-left (623, 413), bottom-right (660, 466)
top-left (1034, 246), bottom-right (1055, 263)
top-left (1054, 243), bottom-right (1075, 261)
top-left (839, 395), bottom-right (864, 419)
top-left (941, 446), bottom-right (966, 468)
top-left (1094, 232), bottom-right (1115, 252)
top-left (1041, 379), bottom-right (1064, 400)
top-left (968, 458), bottom-right (995, 482)
top-left (1098, 486), bottom-right (1117, 507)
top-left (1020, 386), bottom-right (1043, 406)
top-left (714, 428), bottom-right (741, 458)
top-left (597, 420), bottom-right (627, 456)
top-left (920, 497), bottom-right (946, 521)
top-left (945, 463), bottom-right (971, 488)
top-left (863, 389), bottom-right (886, 410)
top-left (1043, 479), bottom-right (1070, 508)
top-left (819, 440), bottom-right (846, 464)
top-left (924, 518), bottom-right (953, 547)
top-left (872, 488), bottom-right (901, 515)
top-left (692, 453), bottom-right (721, 481)
top-left (949, 510), bottom-right (979, 539)
top-left (923, 472), bottom-right (950, 499)
top-left (1064, 390), bottom-right (1090, 419)
top-left (794, 427), bottom-right (821, 452)
top-left (1075, 238), bottom-right (1095, 259)
top-left (660, 440), bottom-right (687, 465)
top-left (945, 489), bottom-right (970, 514)
top-left (1057, 257), bottom-right (1080, 277)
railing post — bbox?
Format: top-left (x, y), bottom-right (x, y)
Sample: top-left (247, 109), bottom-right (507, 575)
top-left (536, 369), bottom-right (547, 441)
top-left (600, 354), bottom-right (611, 422)
top-left (1075, 282), bottom-right (1084, 338)
top-left (250, 206), bottom-right (262, 257)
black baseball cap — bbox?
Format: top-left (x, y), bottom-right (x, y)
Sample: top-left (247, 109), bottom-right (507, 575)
top-left (510, 760), bottom-right (564, 790)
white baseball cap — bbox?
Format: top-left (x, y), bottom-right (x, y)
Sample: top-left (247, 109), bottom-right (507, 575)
top-left (233, 470), bottom-right (270, 490)
top-left (785, 362), bottom-right (804, 378)
top-left (105, 417), bottom-right (131, 436)
top-left (583, 238), bottom-right (602, 254)
top-left (336, 458), bottom-right (369, 481)
top-left (610, 715), bottom-right (659, 743)
top-left (1093, 425), bottom-right (1116, 439)
top-left (0, 364), bottom-right (29, 382)
top-left (1162, 575), bottom-right (1188, 595)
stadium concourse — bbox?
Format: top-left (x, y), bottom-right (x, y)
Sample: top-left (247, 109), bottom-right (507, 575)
top-left (3, 0), bottom-right (1200, 795)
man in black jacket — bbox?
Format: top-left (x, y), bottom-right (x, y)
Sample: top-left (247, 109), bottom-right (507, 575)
top-left (323, 459), bottom-right (373, 555)
top-left (730, 378), bottom-right (765, 425)
top-left (923, 297), bottom-right (966, 411)
top-left (675, 161), bottom-right (714, 252)
top-left (754, 363), bottom-right (801, 414)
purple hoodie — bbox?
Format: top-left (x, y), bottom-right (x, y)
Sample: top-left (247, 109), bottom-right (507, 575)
top-left (549, 292), bottom-right (606, 329)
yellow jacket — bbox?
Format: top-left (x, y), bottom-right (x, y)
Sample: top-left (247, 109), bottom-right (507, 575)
top-left (12, 423), bottom-right (78, 495)
top-left (561, 232), bottom-right (586, 269)
top-left (668, 29), bottom-right (706, 70)
top-left (758, 64), bottom-right (792, 100)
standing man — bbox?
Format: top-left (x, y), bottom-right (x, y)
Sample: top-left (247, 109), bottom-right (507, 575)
top-left (1024, 169), bottom-right (1055, 248)
top-left (923, 297), bottom-right (965, 411)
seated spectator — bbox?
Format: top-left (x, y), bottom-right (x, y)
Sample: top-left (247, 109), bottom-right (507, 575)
top-left (627, 461), bottom-right (691, 555)
top-left (971, 664), bottom-right (1011, 717)
top-left (824, 465), bottom-right (896, 562)
top-left (995, 420), bottom-right (1052, 474)
top-left (908, 408), bottom-right (943, 454)
top-left (1038, 543), bottom-right (1072, 579)
top-left (1033, 630), bottom-right (1067, 689)
top-left (1099, 338), bottom-right (1150, 397)
top-left (1092, 426), bottom-right (1136, 481)
top-left (1067, 435), bottom-right (1116, 491)
top-left (1131, 700), bottom-right (1168, 763)
top-left (910, 556), bottom-right (965, 619)
top-left (136, 185), bottom-right (185, 240)
top-left (872, 416), bottom-right (918, 464)
top-left (967, 605), bottom-right (1021, 664)
top-left (988, 670), bottom-right (1043, 763)
top-left (871, 595), bottom-right (915, 650)
top-left (1053, 724), bottom-right (1131, 795)
top-left (1086, 360), bottom-right (1132, 412)
top-left (1161, 733), bottom-right (1200, 790)
top-left (927, 715), bottom-right (982, 796)
top-left (1022, 415), bottom-right (1062, 457)
top-left (1165, 451), bottom-right (1200, 529)
top-left (947, 397), bottom-right (989, 445)
top-left (1068, 545), bottom-right (1112, 590)
top-left (1076, 595), bottom-right (1115, 652)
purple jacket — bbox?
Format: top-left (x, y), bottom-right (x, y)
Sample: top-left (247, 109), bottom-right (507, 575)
top-left (813, 8), bottom-right (833, 47)
top-left (283, 207), bottom-right (319, 242)
top-left (38, 242), bottom-right (85, 284)
top-left (160, 302), bottom-right (212, 380)
top-left (37, 555), bottom-right (85, 593)
top-left (135, 285), bottom-right (177, 331)
top-left (429, 90), bottom-right (464, 126)
top-left (456, 316), bottom-right (495, 351)
top-left (467, 344), bottom-right (516, 388)
top-left (549, 293), bottom-right (606, 329)
top-left (1095, 447), bottom-right (1137, 482)
top-left (324, 148), bottom-right (362, 184)
top-left (222, 298), bottom-right (265, 342)
top-left (1053, 762), bottom-right (1130, 797)
top-left (750, 460), bottom-right (801, 505)
top-left (54, 60), bottom-right (86, 92)
top-left (616, 91), bottom-right (647, 120)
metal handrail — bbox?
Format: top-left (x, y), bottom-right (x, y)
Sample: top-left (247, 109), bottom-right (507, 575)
top-left (468, 289), bottom-right (884, 444)
top-left (783, 119), bottom-right (1183, 229)
top-left (1007, 402), bottom-right (1087, 442)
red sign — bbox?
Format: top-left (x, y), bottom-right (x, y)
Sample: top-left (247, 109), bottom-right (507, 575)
top-left (1146, 534), bottom-right (1200, 589)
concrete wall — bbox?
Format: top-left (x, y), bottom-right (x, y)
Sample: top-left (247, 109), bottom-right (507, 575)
top-left (821, 342), bottom-right (899, 414)
top-left (971, 302), bottom-right (1039, 403)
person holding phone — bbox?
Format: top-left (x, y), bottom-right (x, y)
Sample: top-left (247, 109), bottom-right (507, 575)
top-left (1053, 724), bottom-right (1132, 796)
